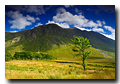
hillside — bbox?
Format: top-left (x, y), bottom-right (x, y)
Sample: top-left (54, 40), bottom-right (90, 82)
top-left (5, 24), bottom-right (115, 59)
top-left (67, 27), bottom-right (115, 52)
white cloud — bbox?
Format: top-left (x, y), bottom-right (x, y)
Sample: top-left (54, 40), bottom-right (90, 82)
top-left (53, 8), bottom-right (102, 28)
top-left (103, 26), bottom-right (115, 40)
top-left (102, 33), bottom-right (115, 40)
top-left (102, 21), bottom-right (106, 24)
top-left (56, 23), bottom-right (70, 28)
top-left (53, 12), bottom-right (89, 27)
top-left (56, 7), bottom-right (66, 14)
top-left (35, 22), bottom-right (43, 27)
top-left (92, 27), bottom-right (104, 32)
top-left (26, 15), bottom-right (35, 22)
top-left (36, 17), bottom-right (40, 20)
top-left (96, 20), bottom-right (102, 27)
top-left (83, 20), bottom-right (101, 28)
top-left (7, 11), bottom-right (36, 29)
top-left (46, 20), bottom-right (55, 24)
top-left (9, 30), bottom-right (18, 33)
top-left (46, 8), bottom-right (115, 40)
top-left (75, 26), bottom-right (91, 31)
top-left (104, 26), bottom-right (115, 33)
top-left (46, 20), bottom-right (70, 28)
top-left (75, 8), bottom-right (83, 15)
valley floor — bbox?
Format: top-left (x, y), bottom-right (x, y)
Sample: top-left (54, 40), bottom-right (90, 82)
top-left (5, 59), bottom-right (115, 79)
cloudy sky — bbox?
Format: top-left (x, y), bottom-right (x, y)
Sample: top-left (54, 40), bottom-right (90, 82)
top-left (5, 5), bottom-right (115, 40)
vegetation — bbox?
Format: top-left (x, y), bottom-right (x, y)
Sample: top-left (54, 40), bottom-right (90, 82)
top-left (5, 51), bottom-right (12, 61)
top-left (5, 24), bottom-right (115, 55)
top-left (100, 50), bottom-right (115, 59)
top-left (13, 51), bottom-right (57, 60)
top-left (5, 24), bottom-right (115, 79)
top-left (72, 36), bottom-right (91, 70)
top-left (5, 60), bottom-right (115, 79)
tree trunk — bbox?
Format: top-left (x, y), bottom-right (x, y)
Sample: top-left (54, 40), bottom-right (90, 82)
top-left (83, 51), bottom-right (86, 71)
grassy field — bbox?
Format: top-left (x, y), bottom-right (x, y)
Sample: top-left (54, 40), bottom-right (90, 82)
top-left (5, 59), bottom-right (115, 79)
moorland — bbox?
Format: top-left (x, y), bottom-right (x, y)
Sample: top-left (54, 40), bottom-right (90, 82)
top-left (5, 24), bottom-right (115, 79)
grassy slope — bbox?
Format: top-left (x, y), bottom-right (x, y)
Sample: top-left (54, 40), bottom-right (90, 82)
top-left (100, 50), bottom-right (115, 59)
top-left (46, 44), bottom-right (105, 59)
top-left (5, 38), bottom-right (105, 59)
top-left (5, 60), bottom-right (115, 79)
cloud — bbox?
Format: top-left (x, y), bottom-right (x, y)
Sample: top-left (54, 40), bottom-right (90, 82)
top-left (47, 8), bottom-right (115, 40)
top-left (9, 30), bottom-right (18, 33)
top-left (75, 8), bottom-right (83, 15)
top-left (104, 26), bottom-right (115, 33)
top-left (64, 5), bottom-right (73, 8)
top-left (25, 5), bottom-right (45, 15)
top-left (102, 21), bottom-right (106, 24)
top-left (53, 11), bottom-right (88, 27)
top-left (92, 27), bottom-right (104, 32)
top-left (6, 5), bottom-right (47, 15)
top-left (75, 26), bottom-right (91, 31)
top-left (102, 33), bottom-right (115, 40)
top-left (7, 11), bottom-right (36, 29)
top-left (56, 22), bottom-right (70, 28)
top-left (53, 8), bottom-right (102, 28)
top-left (26, 15), bottom-right (35, 22)
top-left (56, 7), bottom-right (66, 14)
top-left (46, 20), bottom-right (55, 24)
top-left (35, 22), bottom-right (43, 27)
top-left (82, 20), bottom-right (102, 28)
top-left (46, 20), bottom-right (70, 28)
top-left (87, 5), bottom-right (115, 14)
top-left (103, 26), bottom-right (115, 40)
top-left (36, 17), bottom-right (40, 20)
top-left (97, 5), bottom-right (115, 13)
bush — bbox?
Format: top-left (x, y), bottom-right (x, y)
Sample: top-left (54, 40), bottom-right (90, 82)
top-left (34, 53), bottom-right (43, 60)
top-left (13, 51), bottom-right (57, 60)
top-left (40, 53), bottom-right (57, 60)
top-left (14, 52), bottom-right (23, 60)
top-left (5, 51), bottom-right (12, 61)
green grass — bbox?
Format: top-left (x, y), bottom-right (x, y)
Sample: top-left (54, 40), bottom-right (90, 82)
top-left (5, 39), bottom-right (105, 59)
top-left (46, 44), bottom-right (105, 59)
top-left (100, 50), bottom-right (115, 59)
top-left (5, 60), bottom-right (115, 79)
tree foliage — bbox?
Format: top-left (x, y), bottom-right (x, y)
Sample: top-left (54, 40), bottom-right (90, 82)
top-left (5, 51), bottom-right (12, 61)
top-left (13, 51), bottom-right (57, 60)
top-left (72, 35), bottom-right (91, 70)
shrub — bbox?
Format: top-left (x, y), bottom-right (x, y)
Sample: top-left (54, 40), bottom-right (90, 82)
top-left (24, 51), bottom-right (33, 60)
top-left (5, 51), bottom-right (12, 61)
top-left (34, 53), bottom-right (43, 60)
top-left (14, 52), bottom-right (23, 60)
top-left (40, 53), bottom-right (57, 60)
top-left (13, 51), bottom-right (57, 60)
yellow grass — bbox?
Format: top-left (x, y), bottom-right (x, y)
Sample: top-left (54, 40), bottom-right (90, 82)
top-left (5, 60), bottom-right (115, 79)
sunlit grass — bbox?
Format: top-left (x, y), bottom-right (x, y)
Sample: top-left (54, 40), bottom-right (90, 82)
top-left (5, 60), bottom-right (115, 79)
top-left (46, 44), bottom-right (105, 59)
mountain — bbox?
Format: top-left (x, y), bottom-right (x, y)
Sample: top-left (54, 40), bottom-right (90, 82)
top-left (67, 27), bottom-right (115, 52)
top-left (5, 23), bottom-right (115, 57)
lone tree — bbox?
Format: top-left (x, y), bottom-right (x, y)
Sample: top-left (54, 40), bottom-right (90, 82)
top-left (72, 35), bottom-right (91, 71)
